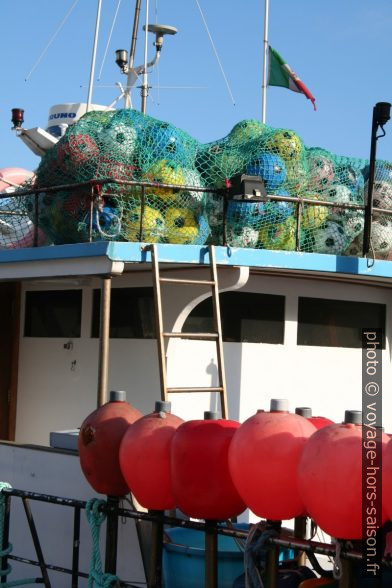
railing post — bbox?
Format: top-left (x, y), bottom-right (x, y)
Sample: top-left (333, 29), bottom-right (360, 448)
top-left (104, 496), bottom-right (119, 575)
top-left (0, 492), bottom-right (10, 584)
top-left (148, 510), bottom-right (164, 588)
top-left (205, 520), bottom-right (218, 588)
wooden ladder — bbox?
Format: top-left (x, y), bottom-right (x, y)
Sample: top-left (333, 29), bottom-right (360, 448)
top-left (148, 244), bottom-right (228, 419)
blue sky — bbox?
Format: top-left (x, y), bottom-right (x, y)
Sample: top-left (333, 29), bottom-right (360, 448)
top-left (1, 0), bottom-right (392, 172)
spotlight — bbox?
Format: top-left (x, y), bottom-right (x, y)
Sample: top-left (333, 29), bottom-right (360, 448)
top-left (115, 49), bottom-right (129, 72)
top-left (11, 108), bottom-right (24, 129)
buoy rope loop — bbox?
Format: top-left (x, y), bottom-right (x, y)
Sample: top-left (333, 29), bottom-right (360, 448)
top-left (0, 482), bottom-right (38, 586)
top-left (86, 498), bottom-right (120, 588)
top-left (332, 539), bottom-right (343, 580)
top-left (244, 522), bottom-right (280, 587)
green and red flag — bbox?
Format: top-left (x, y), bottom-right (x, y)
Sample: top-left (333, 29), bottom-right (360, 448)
top-left (268, 46), bottom-right (316, 111)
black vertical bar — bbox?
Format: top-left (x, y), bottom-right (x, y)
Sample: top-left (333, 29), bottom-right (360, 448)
top-left (22, 498), bottom-right (52, 587)
top-left (89, 185), bottom-right (94, 243)
top-left (104, 496), bottom-right (119, 575)
top-left (205, 520), bottom-right (218, 588)
top-left (295, 200), bottom-right (303, 252)
top-left (71, 506), bottom-right (81, 588)
top-left (139, 185), bottom-right (146, 242)
top-left (148, 510), bottom-right (163, 588)
top-left (0, 493), bottom-right (11, 584)
top-left (363, 107), bottom-right (378, 257)
top-left (294, 516), bottom-right (307, 566)
top-left (265, 544), bottom-right (279, 588)
top-left (33, 192), bottom-right (39, 247)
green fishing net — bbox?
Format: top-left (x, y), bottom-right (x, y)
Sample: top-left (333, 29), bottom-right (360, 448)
top-left (6, 108), bottom-right (392, 258)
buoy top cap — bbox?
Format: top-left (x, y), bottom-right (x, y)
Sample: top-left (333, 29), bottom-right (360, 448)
top-left (344, 410), bottom-right (362, 425)
top-left (204, 411), bottom-right (219, 420)
top-left (109, 390), bottom-right (126, 402)
top-left (155, 400), bottom-right (171, 414)
top-left (295, 407), bottom-right (312, 418)
top-left (270, 399), bottom-right (289, 412)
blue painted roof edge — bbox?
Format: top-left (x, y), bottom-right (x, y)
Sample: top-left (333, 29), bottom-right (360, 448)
top-left (0, 241), bottom-right (391, 281)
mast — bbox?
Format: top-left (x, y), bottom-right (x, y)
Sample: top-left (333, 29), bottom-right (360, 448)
top-left (125, 0), bottom-right (142, 109)
top-left (141, 0), bottom-right (150, 114)
top-left (261, 0), bottom-right (270, 124)
top-left (87, 0), bottom-right (103, 112)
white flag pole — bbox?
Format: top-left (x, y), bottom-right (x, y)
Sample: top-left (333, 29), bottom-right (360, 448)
top-left (261, 0), bottom-right (270, 124)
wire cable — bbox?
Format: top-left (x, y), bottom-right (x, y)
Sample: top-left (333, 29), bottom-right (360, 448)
top-left (25, 0), bottom-right (80, 81)
top-left (194, 0), bottom-right (236, 106)
top-left (98, 0), bottom-right (123, 81)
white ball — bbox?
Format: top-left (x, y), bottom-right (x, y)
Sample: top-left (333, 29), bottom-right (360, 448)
top-left (326, 184), bottom-right (353, 223)
top-left (313, 221), bottom-right (346, 255)
top-left (370, 220), bottom-right (392, 257)
top-left (345, 214), bottom-right (364, 240)
top-left (227, 226), bottom-right (259, 248)
top-left (182, 168), bottom-right (205, 202)
top-left (100, 122), bottom-right (137, 158)
top-left (366, 180), bottom-right (392, 210)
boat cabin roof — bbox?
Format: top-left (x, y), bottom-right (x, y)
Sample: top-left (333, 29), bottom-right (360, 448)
top-left (0, 242), bottom-right (392, 285)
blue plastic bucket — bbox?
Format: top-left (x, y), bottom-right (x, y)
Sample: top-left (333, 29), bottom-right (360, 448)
top-left (162, 525), bottom-right (246, 588)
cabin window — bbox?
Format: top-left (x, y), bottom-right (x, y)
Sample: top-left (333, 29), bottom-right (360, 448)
top-left (183, 292), bottom-right (285, 344)
top-left (91, 287), bottom-right (155, 338)
top-left (24, 290), bottom-right (82, 337)
top-left (297, 297), bottom-right (386, 348)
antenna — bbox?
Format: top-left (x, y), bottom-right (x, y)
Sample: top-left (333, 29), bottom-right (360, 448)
top-left (115, 17), bottom-right (177, 111)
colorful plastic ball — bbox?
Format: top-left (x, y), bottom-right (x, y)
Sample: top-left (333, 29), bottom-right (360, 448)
top-left (345, 214), bottom-right (364, 241)
top-left (205, 149), bottom-right (245, 188)
top-left (326, 185), bottom-right (355, 223)
top-left (58, 134), bottom-right (99, 169)
top-left (227, 226), bottom-right (259, 248)
top-left (301, 195), bottom-right (328, 229)
top-left (266, 130), bottom-right (302, 161)
top-left (259, 217), bottom-right (296, 251)
top-left (205, 193), bottom-right (224, 227)
top-left (165, 207), bottom-right (199, 244)
top-left (307, 152), bottom-right (334, 191)
top-left (284, 162), bottom-right (308, 194)
top-left (123, 205), bottom-right (164, 242)
top-left (144, 121), bottom-right (186, 163)
top-left (336, 165), bottom-right (365, 201)
top-left (227, 119), bottom-right (267, 144)
top-left (226, 200), bottom-right (266, 228)
top-left (363, 162), bottom-right (392, 183)
top-left (246, 153), bottom-right (286, 190)
top-left (182, 168), bottom-right (205, 203)
top-left (366, 180), bottom-right (392, 210)
top-left (266, 190), bottom-right (294, 221)
top-left (143, 160), bottom-right (185, 199)
top-left (370, 220), bottom-right (392, 258)
top-left (100, 121), bottom-right (137, 159)
top-left (313, 221), bottom-right (346, 254)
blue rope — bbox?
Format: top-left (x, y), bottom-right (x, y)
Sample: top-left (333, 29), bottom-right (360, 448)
top-left (85, 498), bottom-right (120, 588)
top-left (0, 482), bottom-right (38, 587)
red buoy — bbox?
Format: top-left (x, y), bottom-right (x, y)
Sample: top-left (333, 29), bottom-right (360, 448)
top-left (298, 410), bottom-right (388, 539)
top-left (228, 399), bottom-right (316, 520)
top-left (78, 391), bottom-right (142, 496)
top-left (171, 411), bottom-right (246, 520)
top-left (119, 401), bottom-right (184, 510)
top-left (295, 407), bottom-right (334, 430)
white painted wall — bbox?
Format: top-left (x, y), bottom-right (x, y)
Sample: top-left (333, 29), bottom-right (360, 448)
top-left (15, 270), bottom-right (392, 446)
top-left (0, 443), bottom-right (145, 587)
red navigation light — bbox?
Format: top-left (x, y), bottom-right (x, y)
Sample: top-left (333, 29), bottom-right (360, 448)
top-left (11, 108), bottom-right (24, 128)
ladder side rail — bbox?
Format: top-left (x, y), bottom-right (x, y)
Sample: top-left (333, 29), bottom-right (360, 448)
top-left (151, 244), bottom-right (168, 402)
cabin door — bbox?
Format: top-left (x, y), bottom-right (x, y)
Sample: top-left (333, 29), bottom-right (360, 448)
top-left (0, 283), bottom-right (20, 441)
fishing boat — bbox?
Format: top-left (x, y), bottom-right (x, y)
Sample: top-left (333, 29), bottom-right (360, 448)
top-left (0, 1), bottom-right (391, 586)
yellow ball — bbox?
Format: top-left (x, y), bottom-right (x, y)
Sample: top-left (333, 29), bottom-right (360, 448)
top-left (266, 130), bottom-right (303, 162)
top-left (165, 207), bottom-right (199, 244)
top-left (142, 160), bottom-right (185, 198)
top-left (301, 194), bottom-right (328, 229)
top-left (123, 205), bottom-right (164, 242)
top-left (228, 120), bottom-right (267, 144)
top-left (259, 217), bottom-right (296, 251)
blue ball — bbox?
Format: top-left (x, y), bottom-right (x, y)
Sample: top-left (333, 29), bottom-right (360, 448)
top-left (144, 122), bottom-right (186, 163)
top-left (86, 205), bottom-right (121, 237)
top-left (246, 153), bottom-right (286, 190)
top-left (226, 200), bottom-right (266, 228)
top-left (194, 214), bottom-right (210, 245)
top-left (266, 189), bottom-right (294, 221)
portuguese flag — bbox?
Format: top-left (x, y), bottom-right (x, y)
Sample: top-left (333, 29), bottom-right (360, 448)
top-left (268, 46), bottom-right (316, 111)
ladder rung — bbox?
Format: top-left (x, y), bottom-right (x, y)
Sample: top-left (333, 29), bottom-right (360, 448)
top-left (159, 277), bottom-right (216, 286)
top-left (167, 387), bottom-right (224, 393)
top-left (163, 332), bottom-right (218, 340)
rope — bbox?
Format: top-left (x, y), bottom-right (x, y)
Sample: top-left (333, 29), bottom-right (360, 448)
top-left (244, 523), bottom-right (279, 588)
top-left (0, 483), bottom-right (38, 587)
top-left (85, 499), bottom-right (120, 588)
top-left (332, 539), bottom-right (343, 580)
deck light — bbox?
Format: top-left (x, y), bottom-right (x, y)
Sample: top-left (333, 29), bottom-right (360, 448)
top-left (229, 173), bottom-right (267, 202)
top-left (363, 102), bottom-right (392, 256)
top-left (115, 49), bottom-right (129, 72)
